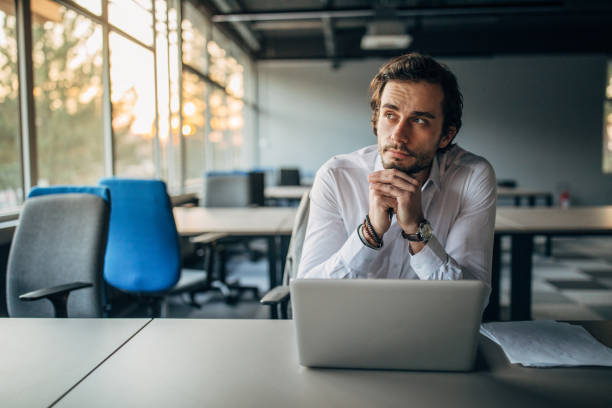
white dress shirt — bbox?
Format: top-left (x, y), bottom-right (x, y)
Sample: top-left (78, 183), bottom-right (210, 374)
top-left (297, 144), bottom-right (497, 302)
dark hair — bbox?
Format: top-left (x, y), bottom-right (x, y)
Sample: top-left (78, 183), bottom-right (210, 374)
top-left (368, 53), bottom-right (463, 147)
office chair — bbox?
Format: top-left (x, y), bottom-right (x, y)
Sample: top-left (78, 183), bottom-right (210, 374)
top-left (100, 178), bottom-right (210, 317)
top-left (278, 168), bottom-right (301, 186)
top-left (260, 190), bottom-right (310, 319)
top-left (202, 171), bottom-right (261, 303)
top-left (6, 186), bottom-right (110, 318)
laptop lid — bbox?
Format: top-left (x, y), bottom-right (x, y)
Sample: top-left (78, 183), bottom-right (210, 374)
top-left (290, 279), bottom-right (486, 371)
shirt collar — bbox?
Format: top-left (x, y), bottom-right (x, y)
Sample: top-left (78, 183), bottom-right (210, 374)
top-left (424, 154), bottom-right (441, 192)
top-left (373, 150), bottom-right (441, 192)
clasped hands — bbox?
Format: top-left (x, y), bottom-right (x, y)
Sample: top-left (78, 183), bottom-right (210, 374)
top-left (367, 169), bottom-right (424, 241)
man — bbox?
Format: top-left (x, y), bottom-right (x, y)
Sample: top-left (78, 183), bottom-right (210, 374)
top-left (297, 53), bottom-right (496, 303)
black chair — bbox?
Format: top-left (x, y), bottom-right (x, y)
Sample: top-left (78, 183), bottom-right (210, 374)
top-left (260, 190), bottom-right (310, 319)
top-left (497, 179), bottom-right (517, 188)
top-left (278, 168), bottom-right (301, 186)
top-left (6, 187), bottom-right (110, 318)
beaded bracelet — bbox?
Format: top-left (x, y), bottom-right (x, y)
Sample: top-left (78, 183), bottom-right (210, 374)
top-left (358, 224), bottom-right (382, 249)
top-left (364, 214), bottom-right (382, 245)
top-left (360, 220), bottom-right (383, 249)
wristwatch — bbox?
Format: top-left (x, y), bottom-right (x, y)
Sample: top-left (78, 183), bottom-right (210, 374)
top-left (401, 220), bottom-right (433, 242)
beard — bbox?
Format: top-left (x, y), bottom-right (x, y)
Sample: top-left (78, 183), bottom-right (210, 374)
top-left (380, 144), bottom-right (434, 176)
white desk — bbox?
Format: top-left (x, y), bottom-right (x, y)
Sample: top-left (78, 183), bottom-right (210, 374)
top-left (265, 185), bottom-right (311, 200)
top-left (173, 207), bottom-right (296, 236)
top-left (497, 187), bottom-right (553, 206)
top-left (489, 206), bottom-right (612, 321)
top-left (173, 207), bottom-right (297, 288)
top-left (0, 318), bottom-right (150, 407)
top-left (54, 319), bottom-right (612, 408)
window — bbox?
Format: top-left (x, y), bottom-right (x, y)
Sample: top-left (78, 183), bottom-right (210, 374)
top-left (108, 0), bottom-right (153, 47)
top-left (109, 31), bottom-right (156, 177)
top-left (604, 61), bottom-right (612, 173)
top-left (182, 70), bottom-right (206, 186)
top-left (1, 0), bottom-right (255, 210)
top-left (72, 0), bottom-right (101, 15)
top-left (0, 0), bottom-right (21, 211)
top-left (181, 1), bottom-right (207, 75)
top-left (32, 0), bottom-right (105, 186)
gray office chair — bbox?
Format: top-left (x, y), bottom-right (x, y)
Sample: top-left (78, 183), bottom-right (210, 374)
top-left (202, 172), bottom-right (261, 303)
top-left (6, 189), bottom-right (110, 318)
top-left (260, 190), bottom-right (310, 319)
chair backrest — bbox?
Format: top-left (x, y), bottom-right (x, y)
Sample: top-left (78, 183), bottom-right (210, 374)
top-left (497, 179), bottom-right (517, 188)
top-left (203, 171), bottom-right (251, 207)
top-left (6, 188), bottom-right (110, 317)
top-left (99, 178), bottom-right (180, 293)
top-left (248, 171), bottom-right (265, 206)
top-left (278, 168), bottom-right (301, 186)
top-left (282, 190), bottom-right (311, 286)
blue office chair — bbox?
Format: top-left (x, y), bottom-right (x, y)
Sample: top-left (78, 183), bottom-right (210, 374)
top-left (100, 178), bottom-right (208, 317)
top-left (6, 186), bottom-right (110, 318)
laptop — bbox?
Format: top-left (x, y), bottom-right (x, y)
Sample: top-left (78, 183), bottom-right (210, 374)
top-left (290, 279), bottom-right (486, 371)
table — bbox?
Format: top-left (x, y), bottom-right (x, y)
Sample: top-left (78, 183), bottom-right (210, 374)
top-left (489, 206), bottom-right (612, 321)
top-left (51, 319), bottom-right (612, 408)
top-left (0, 318), bottom-right (150, 407)
top-left (173, 207), bottom-right (297, 288)
top-left (268, 206), bottom-right (612, 322)
top-left (265, 185), bottom-right (311, 201)
top-left (497, 187), bottom-right (553, 207)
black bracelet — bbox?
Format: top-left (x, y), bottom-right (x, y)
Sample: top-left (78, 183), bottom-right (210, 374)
top-left (365, 214), bottom-right (382, 244)
top-left (357, 224), bottom-right (382, 249)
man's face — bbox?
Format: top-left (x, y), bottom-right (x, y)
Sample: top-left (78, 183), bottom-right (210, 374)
top-left (376, 80), bottom-right (454, 176)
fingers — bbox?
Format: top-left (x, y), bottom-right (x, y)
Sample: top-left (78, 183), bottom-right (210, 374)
top-left (368, 169), bottom-right (420, 188)
top-left (370, 180), bottom-right (418, 197)
top-left (369, 185), bottom-right (397, 211)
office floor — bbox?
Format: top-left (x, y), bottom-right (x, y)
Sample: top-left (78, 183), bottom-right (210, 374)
top-left (114, 237), bottom-right (612, 320)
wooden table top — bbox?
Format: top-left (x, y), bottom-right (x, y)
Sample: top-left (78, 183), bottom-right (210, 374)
top-left (173, 206), bottom-right (297, 236)
top-left (497, 187), bottom-right (553, 197)
top-left (265, 185), bottom-right (311, 200)
top-left (495, 206), bottom-right (612, 234)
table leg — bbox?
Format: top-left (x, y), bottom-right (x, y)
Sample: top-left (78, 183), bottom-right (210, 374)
top-left (280, 235), bottom-right (290, 280)
top-left (510, 234), bottom-right (533, 320)
top-left (483, 234), bottom-right (501, 321)
top-left (267, 236), bottom-right (278, 290)
top-left (545, 195), bottom-right (553, 256)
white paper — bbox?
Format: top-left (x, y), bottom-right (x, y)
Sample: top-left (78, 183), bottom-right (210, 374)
top-left (480, 320), bottom-right (612, 367)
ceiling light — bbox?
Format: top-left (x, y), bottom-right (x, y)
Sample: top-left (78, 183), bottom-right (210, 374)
top-left (361, 21), bottom-right (412, 50)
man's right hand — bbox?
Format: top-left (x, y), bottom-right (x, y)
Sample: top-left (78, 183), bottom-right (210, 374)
top-left (367, 177), bottom-right (397, 239)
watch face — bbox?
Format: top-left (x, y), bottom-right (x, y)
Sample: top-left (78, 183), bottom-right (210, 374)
top-left (420, 222), bottom-right (433, 240)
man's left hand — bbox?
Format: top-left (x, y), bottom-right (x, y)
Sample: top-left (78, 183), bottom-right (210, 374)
top-left (368, 169), bottom-right (424, 234)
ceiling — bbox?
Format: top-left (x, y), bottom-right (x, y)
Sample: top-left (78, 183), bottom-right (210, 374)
top-left (199, 0), bottom-right (612, 65)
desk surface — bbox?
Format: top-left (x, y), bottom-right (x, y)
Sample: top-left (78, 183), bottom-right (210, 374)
top-left (496, 206), bottom-right (612, 233)
top-left (55, 319), bottom-right (612, 408)
top-left (197, 206), bottom-right (612, 237)
top-left (497, 187), bottom-right (553, 197)
top-left (265, 185), bottom-right (311, 200)
top-left (174, 207), bottom-right (296, 236)
top-left (0, 318), bottom-right (150, 408)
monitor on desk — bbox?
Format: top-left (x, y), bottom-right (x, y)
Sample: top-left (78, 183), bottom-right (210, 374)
top-left (291, 279), bottom-right (486, 371)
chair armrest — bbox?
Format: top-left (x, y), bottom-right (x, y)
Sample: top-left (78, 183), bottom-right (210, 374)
top-left (260, 285), bottom-right (290, 305)
top-left (19, 282), bottom-right (93, 302)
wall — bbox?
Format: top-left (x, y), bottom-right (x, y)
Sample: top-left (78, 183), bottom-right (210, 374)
top-left (257, 55), bottom-right (612, 205)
